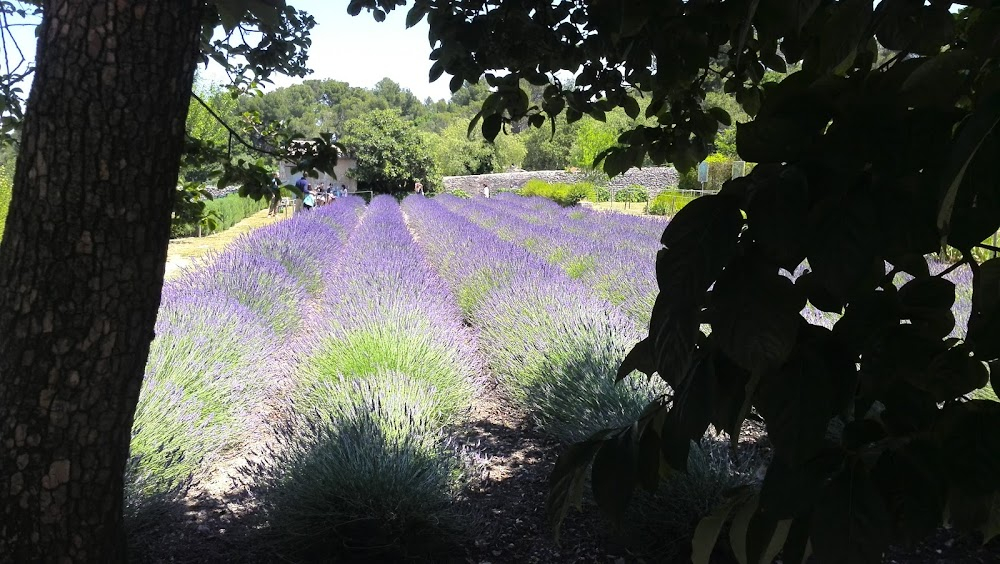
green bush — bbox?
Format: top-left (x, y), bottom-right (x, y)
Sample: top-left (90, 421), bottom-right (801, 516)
top-left (450, 188), bottom-right (471, 199)
top-left (520, 179), bottom-right (594, 206)
top-left (704, 153), bottom-right (733, 191)
top-left (203, 193), bottom-right (267, 233)
top-left (648, 191), bottom-right (697, 216)
top-left (677, 166), bottom-right (700, 191)
top-left (242, 375), bottom-right (468, 561)
top-left (614, 184), bottom-right (648, 203)
top-left (591, 185), bottom-right (611, 202)
top-left (171, 192), bottom-right (267, 238)
top-left (0, 164), bottom-right (12, 241)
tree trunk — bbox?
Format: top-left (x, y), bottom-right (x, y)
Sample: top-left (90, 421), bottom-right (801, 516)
top-left (0, 1), bottom-right (203, 560)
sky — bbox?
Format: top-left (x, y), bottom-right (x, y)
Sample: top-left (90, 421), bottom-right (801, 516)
top-left (3, 2), bottom-right (454, 102)
top-left (202, 2), bottom-right (454, 101)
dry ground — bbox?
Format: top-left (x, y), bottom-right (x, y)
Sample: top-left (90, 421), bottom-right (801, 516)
top-left (165, 207), bottom-right (295, 279)
top-left (579, 201), bottom-right (651, 216)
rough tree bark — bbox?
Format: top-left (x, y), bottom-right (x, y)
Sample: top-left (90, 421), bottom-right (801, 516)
top-left (0, 1), bottom-right (204, 560)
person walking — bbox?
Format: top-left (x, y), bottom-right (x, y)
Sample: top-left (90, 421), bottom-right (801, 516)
top-left (302, 184), bottom-right (316, 211)
top-left (482, 182), bottom-right (490, 198)
top-left (267, 172), bottom-right (281, 217)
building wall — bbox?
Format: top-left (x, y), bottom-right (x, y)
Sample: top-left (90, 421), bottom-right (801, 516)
top-left (280, 158), bottom-right (358, 193)
top-left (441, 166), bottom-right (680, 194)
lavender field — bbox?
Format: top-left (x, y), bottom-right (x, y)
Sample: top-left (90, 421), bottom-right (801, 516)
top-left (126, 193), bottom-right (990, 561)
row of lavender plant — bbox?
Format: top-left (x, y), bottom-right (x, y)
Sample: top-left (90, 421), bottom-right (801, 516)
top-left (403, 194), bottom-right (662, 443)
top-left (241, 195), bottom-right (479, 560)
top-left (484, 194), bottom-right (981, 348)
top-left (440, 194), bottom-right (661, 326)
top-left (126, 200), bottom-right (365, 528)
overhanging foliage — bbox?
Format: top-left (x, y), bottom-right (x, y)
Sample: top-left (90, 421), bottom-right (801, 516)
top-left (351, 0), bottom-right (1000, 560)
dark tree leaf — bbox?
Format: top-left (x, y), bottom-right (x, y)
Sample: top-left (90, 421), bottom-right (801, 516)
top-left (710, 256), bottom-right (805, 372)
top-left (547, 434), bottom-right (610, 541)
top-left (871, 441), bottom-right (947, 545)
top-left (591, 429), bottom-right (637, 523)
top-left (709, 349), bottom-right (751, 436)
top-left (482, 113), bottom-right (503, 141)
top-left (809, 464), bottom-right (892, 564)
top-left (708, 106), bottom-right (732, 127)
top-left (832, 289), bottom-right (899, 355)
top-left (796, 270), bottom-right (844, 314)
top-left (617, 336), bottom-right (655, 381)
top-left (898, 276), bottom-right (955, 311)
top-left (969, 258), bottom-right (1000, 361)
top-left (759, 450), bottom-right (844, 520)
top-left (937, 400), bottom-right (1000, 493)
top-left (808, 190), bottom-right (881, 302)
top-left (938, 96), bottom-right (1000, 250)
top-left (755, 324), bottom-right (857, 464)
top-left (745, 164), bottom-right (810, 270)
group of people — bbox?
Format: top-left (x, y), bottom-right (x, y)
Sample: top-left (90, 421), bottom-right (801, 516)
top-left (267, 173), bottom-right (350, 216)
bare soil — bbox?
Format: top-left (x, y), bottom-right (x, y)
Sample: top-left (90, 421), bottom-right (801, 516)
top-left (164, 208), bottom-right (294, 279)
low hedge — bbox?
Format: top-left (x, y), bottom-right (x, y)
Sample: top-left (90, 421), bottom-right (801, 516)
top-left (649, 191), bottom-right (697, 216)
top-left (614, 184), bottom-right (649, 203)
top-left (171, 192), bottom-right (267, 238)
top-left (520, 179), bottom-right (595, 206)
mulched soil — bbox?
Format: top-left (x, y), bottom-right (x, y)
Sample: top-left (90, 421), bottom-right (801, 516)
top-left (132, 379), bottom-right (1000, 564)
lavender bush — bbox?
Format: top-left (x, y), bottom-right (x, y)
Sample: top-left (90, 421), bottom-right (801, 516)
top-left (404, 194), bottom-right (662, 442)
top-left (445, 194), bottom-right (661, 326)
top-left (243, 196), bottom-right (477, 558)
top-left (243, 373), bottom-right (467, 561)
top-left (127, 201), bottom-right (364, 532)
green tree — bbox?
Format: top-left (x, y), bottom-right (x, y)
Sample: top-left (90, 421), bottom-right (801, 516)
top-left (520, 114), bottom-right (578, 171)
top-left (0, 1), bottom-right (320, 559)
top-left (354, 0), bottom-right (1000, 560)
top-left (341, 108), bottom-right (435, 192)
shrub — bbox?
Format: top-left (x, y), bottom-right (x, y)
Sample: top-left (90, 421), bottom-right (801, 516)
top-left (171, 192), bottom-right (267, 238)
top-left (298, 322), bottom-right (473, 426)
top-left (168, 251), bottom-right (308, 337)
top-left (127, 288), bottom-right (274, 526)
top-left (704, 152), bottom-right (734, 191)
top-left (520, 179), bottom-right (594, 206)
top-left (450, 188), bottom-right (471, 199)
top-left (648, 191), bottom-right (697, 216)
top-left (0, 164), bottom-right (12, 240)
top-left (242, 375), bottom-right (468, 561)
top-left (203, 192), bottom-right (267, 233)
top-left (677, 166), bottom-right (701, 191)
top-left (475, 283), bottom-right (662, 442)
top-left (614, 184), bottom-right (649, 203)
top-left (591, 185), bottom-right (611, 202)
top-left (625, 437), bottom-right (765, 562)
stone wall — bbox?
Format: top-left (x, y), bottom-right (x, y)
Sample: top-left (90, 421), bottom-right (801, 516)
top-left (441, 166), bottom-right (679, 195)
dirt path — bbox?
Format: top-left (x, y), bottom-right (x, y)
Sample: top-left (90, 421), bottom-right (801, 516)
top-left (164, 208), bottom-right (293, 280)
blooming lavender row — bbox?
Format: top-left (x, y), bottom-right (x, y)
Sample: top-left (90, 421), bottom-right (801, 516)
top-left (404, 194), bottom-right (662, 442)
top-left (245, 196), bottom-right (478, 556)
top-left (493, 191), bottom-right (668, 242)
top-left (442, 194), bottom-right (661, 326)
top-left (127, 200), bottom-right (365, 519)
top-left (293, 194), bottom-right (479, 424)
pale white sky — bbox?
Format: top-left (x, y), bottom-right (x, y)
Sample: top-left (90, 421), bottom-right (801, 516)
top-left (4, 2), bottom-right (454, 102)
top-left (202, 2), bottom-right (454, 101)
